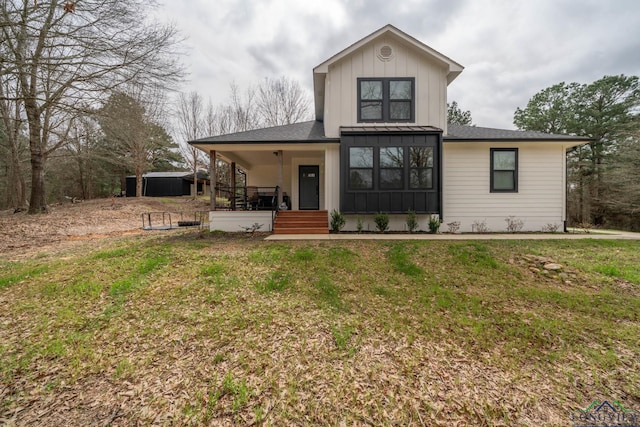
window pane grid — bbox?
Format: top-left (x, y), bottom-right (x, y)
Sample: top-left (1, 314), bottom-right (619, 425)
top-left (358, 78), bottom-right (413, 122)
top-left (490, 148), bottom-right (518, 192)
top-left (410, 168), bottom-right (432, 189)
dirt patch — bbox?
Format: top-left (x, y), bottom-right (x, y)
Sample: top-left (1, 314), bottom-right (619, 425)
top-left (0, 197), bottom-right (210, 260)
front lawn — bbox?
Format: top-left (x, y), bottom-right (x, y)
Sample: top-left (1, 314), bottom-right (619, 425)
top-left (1, 234), bottom-right (639, 425)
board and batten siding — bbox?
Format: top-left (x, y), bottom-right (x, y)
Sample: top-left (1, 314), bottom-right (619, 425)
top-left (323, 34), bottom-right (448, 138)
top-left (443, 141), bottom-right (568, 232)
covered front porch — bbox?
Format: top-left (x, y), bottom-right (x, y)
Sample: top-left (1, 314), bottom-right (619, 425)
top-left (201, 144), bottom-right (339, 233)
top-left (206, 145), bottom-right (337, 211)
top-left (188, 120), bottom-right (340, 233)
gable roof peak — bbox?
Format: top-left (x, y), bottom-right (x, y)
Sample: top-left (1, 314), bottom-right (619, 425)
top-left (313, 24), bottom-right (463, 81)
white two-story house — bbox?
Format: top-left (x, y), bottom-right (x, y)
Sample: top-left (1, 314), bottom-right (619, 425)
top-left (190, 24), bottom-right (589, 234)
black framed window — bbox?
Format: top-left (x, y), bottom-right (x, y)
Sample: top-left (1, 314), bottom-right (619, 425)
top-left (358, 78), bottom-right (414, 123)
top-left (490, 148), bottom-right (518, 192)
top-left (409, 146), bottom-right (433, 189)
top-left (359, 81), bottom-right (383, 120)
top-left (379, 147), bottom-right (404, 189)
top-left (349, 147), bottom-right (374, 189)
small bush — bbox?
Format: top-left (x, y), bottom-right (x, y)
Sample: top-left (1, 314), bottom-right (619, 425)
top-left (373, 212), bottom-right (389, 233)
top-left (577, 222), bottom-right (593, 233)
top-left (330, 209), bottom-right (346, 232)
top-left (406, 209), bottom-right (418, 233)
top-left (446, 221), bottom-right (461, 233)
top-left (428, 216), bottom-right (441, 233)
top-left (239, 223), bottom-right (263, 234)
top-left (505, 216), bottom-right (524, 233)
top-left (472, 219), bottom-right (489, 233)
top-left (542, 223), bottom-right (560, 233)
top-left (356, 216), bottom-right (364, 233)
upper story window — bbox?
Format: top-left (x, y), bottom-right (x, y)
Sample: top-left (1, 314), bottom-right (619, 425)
top-left (358, 78), bottom-right (414, 123)
top-left (490, 148), bottom-right (518, 192)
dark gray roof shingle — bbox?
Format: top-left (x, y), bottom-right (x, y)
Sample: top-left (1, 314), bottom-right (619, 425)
top-left (190, 120), bottom-right (336, 144)
top-left (445, 124), bottom-right (591, 141)
top-left (190, 121), bottom-right (590, 144)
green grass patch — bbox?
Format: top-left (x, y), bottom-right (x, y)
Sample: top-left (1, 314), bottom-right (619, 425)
top-left (448, 242), bottom-right (499, 269)
top-left (248, 244), bottom-right (290, 264)
top-left (222, 372), bottom-right (252, 411)
top-left (387, 243), bottom-right (424, 277)
top-left (257, 271), bottom-right (291, 293)
top-left (0, 265), bottom-right (49, 290)
top-left (293, 247), bottom-right (315, 263)
top-left (331, 324), bottom-right (355, 353)
top-left (90, 247), bottom-right (135, 260)
top-left (314, 274), bottom-right (343, 310)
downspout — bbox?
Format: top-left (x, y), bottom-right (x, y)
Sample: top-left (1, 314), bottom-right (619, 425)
top-left (564, 146), bottom-right (574, 233)
top-left (438, 132), bottom-right (444, 222)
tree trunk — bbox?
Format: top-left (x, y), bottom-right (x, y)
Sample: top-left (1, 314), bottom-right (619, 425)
top-left (136, 171), bottom-right (143, 197)
top-left (193, 157), bottom-right (198, 199)
top-left (28, 149), bottom-right (48, 213)
top-left (5, 131), bottom-right (28, 211)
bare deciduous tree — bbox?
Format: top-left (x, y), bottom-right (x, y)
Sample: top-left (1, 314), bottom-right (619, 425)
top-left (256, 76), bottom-right (311, 127)
top-left (0, 0), bottom-right (183, 213)
top-left (175, 91), bottom-right (207, 198)
top-left (0, 75), bottom-right (28, 211)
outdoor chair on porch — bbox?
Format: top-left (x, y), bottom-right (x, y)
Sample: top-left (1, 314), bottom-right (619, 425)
top-left (247, 186), bottom-right (259, 210)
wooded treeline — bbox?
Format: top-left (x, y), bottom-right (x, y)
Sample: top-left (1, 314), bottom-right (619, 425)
top-left (0, 0), bottom-right (312, 211)
top-left (514, 75), bottom-right (640, 231)
top-left (1, 3), bottom-right (638, 230)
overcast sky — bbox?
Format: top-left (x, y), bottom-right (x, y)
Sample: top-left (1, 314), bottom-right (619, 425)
top-left (156, 0), bottom-right (640, 130)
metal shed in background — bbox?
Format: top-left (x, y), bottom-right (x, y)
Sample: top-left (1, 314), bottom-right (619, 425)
top-left (126, 171), bottom-right (209, 197)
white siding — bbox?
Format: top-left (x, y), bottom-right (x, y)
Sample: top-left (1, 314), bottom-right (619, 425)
top-left (324, 144), bottom-right (341, 213)
top-left (323, 34), bottom-right (448, 138)
top-left (248, 164), bottom-right (292, 194)
top-left (443, 142), bottom-right (567, 232)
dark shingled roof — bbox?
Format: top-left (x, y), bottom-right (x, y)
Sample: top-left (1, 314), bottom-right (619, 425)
top-left (190, 121), bottom-right (590, 144)
top-left (190, 120), bottom-right (337, 144)
top-left (445, 124), bottom-right (591, 141)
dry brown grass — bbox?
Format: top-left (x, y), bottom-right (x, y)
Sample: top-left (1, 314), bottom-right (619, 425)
top-left (1, 231), bottom-right (639, 426)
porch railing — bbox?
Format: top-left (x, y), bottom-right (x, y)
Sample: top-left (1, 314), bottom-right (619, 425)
top-left (213, 185), bottom-right (280, 231)
top-left (214, 186), bottom-right (280, 212)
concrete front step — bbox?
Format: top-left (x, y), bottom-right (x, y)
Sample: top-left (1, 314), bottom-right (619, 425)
top-left (273, 228), bottom-right (329, 234)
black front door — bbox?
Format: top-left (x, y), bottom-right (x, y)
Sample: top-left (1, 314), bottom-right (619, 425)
top-left (299, 165), bottom-right (319, 210)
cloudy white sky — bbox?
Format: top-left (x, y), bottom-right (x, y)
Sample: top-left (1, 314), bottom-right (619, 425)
top-left (156, 0), bottom-right (640, 130)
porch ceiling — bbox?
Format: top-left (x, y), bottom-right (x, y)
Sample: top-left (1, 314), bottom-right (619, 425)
top-left (212, 149), bottom-right (325, 170)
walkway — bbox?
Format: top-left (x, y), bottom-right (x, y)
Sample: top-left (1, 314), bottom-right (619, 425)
top-left (265, 229), bottom-right (640, 241)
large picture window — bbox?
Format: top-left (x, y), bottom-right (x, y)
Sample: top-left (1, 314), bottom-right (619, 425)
top-left (490, 148), bottom-right (518, 192)
top-left (358, 78), bottom-right (414, 123)
top-left (379, 147), bottom-right (404, 189)
top-left (340, 132), bottom-right (441, 214)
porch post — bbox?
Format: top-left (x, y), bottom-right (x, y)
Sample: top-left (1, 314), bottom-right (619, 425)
top-left (277, 150), bottom-right (283, 205)
top-left (231, 162), bottom-right (236, 211)
top-left (209, 150), bottom-right (216, 211)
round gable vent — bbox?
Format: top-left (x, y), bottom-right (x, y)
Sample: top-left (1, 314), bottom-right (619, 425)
top-left (377, 45), bottom-right (394, 62)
